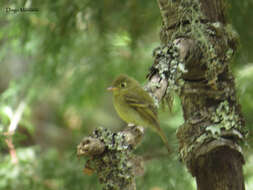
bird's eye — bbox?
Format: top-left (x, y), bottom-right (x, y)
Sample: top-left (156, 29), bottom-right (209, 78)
top-left (120, 82), bottom-right (127, 88)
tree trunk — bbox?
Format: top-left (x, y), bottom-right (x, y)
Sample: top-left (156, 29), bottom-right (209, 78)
top-left (149, 0), bottom-right (247, 189)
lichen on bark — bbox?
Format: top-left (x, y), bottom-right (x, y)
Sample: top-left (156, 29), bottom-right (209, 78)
top-left (77, 127), bottom-right (144, 190)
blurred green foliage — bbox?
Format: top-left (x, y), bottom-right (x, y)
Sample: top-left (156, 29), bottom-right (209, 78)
top-left (0, 0), bottom-right (252, 190)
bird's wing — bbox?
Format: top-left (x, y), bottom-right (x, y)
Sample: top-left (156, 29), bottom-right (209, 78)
top-left (123, 90), bottom-right (159, 127)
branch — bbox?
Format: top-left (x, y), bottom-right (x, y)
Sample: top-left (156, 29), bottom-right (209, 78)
top-left (77, 126), bottom-right (144, 190)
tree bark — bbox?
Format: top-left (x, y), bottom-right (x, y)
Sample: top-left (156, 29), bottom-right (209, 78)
top-left (149, 0), bottom-right (247, 189)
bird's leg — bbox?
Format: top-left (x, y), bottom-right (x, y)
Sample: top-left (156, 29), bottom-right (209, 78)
top-left (127, 124), bottom-right (145, 133)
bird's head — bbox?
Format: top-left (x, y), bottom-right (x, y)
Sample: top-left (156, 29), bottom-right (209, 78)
top-left (107, 74), bottom-right (138, 94)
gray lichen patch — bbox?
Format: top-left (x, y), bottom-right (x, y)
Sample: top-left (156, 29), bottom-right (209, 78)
top-left (208, 100), bottom-right (247, 140)
top-left (148, 42), bottom-right (187, 109)
top-left (210, 101), bottom-right (241, 131)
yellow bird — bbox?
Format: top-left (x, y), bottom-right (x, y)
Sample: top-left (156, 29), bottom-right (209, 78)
top-left (108, 74), bottom-right (170, 152)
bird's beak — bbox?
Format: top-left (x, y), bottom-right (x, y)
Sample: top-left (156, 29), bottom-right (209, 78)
top-left (107, 86), bottom-right (117, 91)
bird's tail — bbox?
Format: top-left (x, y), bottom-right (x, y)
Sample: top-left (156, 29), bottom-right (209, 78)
top-left (156, 125), bottom-right (170, 153)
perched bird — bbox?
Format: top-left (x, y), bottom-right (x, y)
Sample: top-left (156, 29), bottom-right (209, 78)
top-left (107, 74), bottom-right (170, 152)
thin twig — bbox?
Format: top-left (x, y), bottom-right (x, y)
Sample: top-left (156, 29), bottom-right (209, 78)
top-left (4, 101), bottom-right (26, 164)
